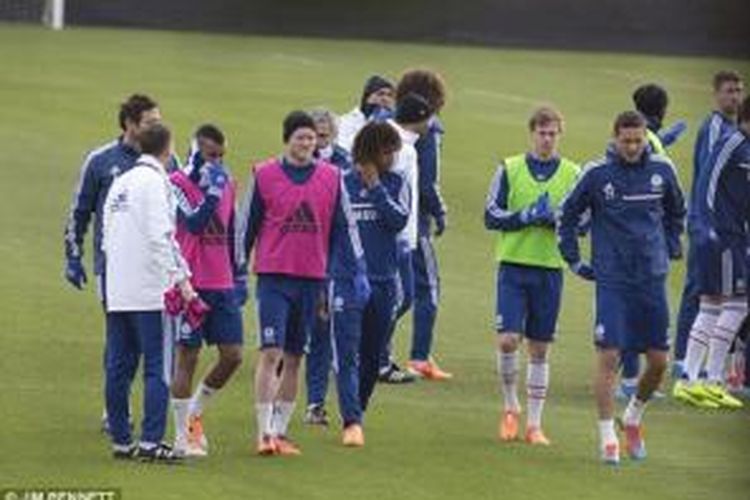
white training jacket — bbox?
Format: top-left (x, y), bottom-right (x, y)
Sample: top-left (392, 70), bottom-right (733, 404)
top-left (337, 107), bottom-right (367, 153)
top-left (387, 119), bottom-right (420, 251)
top-left (102, 154), bottom-right (190, 312)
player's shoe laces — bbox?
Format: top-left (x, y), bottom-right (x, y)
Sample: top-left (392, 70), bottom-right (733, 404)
top-left (303, 404), bottom-right (329, 427)
top-left (700, 383), bottom-right (744, 409)
top-left (622, 424), bottom-right (647, 460)
top-left (407, 359), bottom-right (453, 381)
top-left (112, 442), bottom-right (137, 460)
top-left (136, 442), bottom-right (182, 464)
top-left (672, 380), bottom-right (720, 409)
top-left (188, 414), bottom-right (208, 452)
top-left (378, 363), bottom-right (417, 384)
top-left (498, 410), bottom-right (520, 441)
top-left (600, 441), bottom-right (620, 465)
top-left (524, 426), bottom-right (550, 446)
top-left (342, 424), bottom-right (365, 447)
top-left (256, 434), bottom-right (277, 456)
top-left (273, 436), bottom-right (302, 456)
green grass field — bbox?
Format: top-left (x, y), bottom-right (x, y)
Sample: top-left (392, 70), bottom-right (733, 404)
top-left (1, 23), bottom-right (749, 500)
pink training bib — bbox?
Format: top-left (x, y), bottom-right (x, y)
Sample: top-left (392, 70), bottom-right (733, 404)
top-left (171, 169), bottom-right (236, 289)
top-left (252, 158), bottom-right (340, 279)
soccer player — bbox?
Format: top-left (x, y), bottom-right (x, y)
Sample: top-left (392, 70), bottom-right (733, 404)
top-left (673, 96), bottom-right (750, 410)
top-left (236, 111), bottom-right (361, 456)
top-left (170, 124), bottom-right (246, 457)
top-left (673, 70), bottom-right (744, 379)
top-left (102, 123), bottom-right (194, 462)
top-left (632, 83), bottom-right (688, 156)
top-left (484, 106), bottom-right (580, 445)
top-left (338, 75), bottom-right (396, 152)
top-left (392, 69), bottom-right (453, 380)
top-left (63, 94), bottom-right (161, 432)
top-left (558, 111), bottom-right (685, 464)
top-left (328, 121), bottom-right (408, 446)
top-left (617, 83), bottom-right (687, 400)
top-left (376, 93), bottom-right (432, 383)
top-left (305, 108), bottom-right (353, 426)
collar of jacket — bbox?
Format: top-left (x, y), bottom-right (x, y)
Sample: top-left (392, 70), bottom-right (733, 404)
top-left (388, 119), bottom-right (419, 146)
top-left (135, 154), bottom-right (166, 173)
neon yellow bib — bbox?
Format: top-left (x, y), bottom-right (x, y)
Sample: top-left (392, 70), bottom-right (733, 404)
top-left (647, 129), bottom-right (666, 156)
top-left (495, 154), bottom-right (580, 269)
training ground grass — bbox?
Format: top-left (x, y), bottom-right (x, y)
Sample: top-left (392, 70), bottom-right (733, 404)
top-left (0, 24), bottom-right (748, 500)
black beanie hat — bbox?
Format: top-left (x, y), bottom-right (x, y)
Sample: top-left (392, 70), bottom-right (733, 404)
top-left (395, 92), bottom-right (431, 124)
top-left (632, 84), bottom-right (668, 123)
top-left (360, 75), bottom-right (394, 113)
top-left (283, 110), bottom-right (316, 143)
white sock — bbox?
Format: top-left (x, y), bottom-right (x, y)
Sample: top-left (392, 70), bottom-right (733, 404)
top-left (189, 380), bottom-right (218, 417)
top-left (706, 301), bottom-right (746, 383)
top-left (598, 419), bottom-right (617, 444)
top-left (684, 304), bottom-right (720, 382)
top-left (497, 351), bottom-right (520, 412)
top-left (255, 403), bottom-right (274, 438)
top-left (272, 401), bottom-right (296, 437)
top-left (622, 397), bottom-right (646, 426)
top-left (526, 360), bottom-right (549, 429)
top-left (172, 398), bottom-right (190, 442)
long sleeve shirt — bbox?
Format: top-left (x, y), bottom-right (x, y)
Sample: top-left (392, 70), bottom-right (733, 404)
top-left (64, 137), bottom-right (140, 275)
top-left (557, 147), bottom-right (686, 287)
top-left (102, 154), bottom-right (190, 311)
top-left (416, 117), bottom-right (448, 236)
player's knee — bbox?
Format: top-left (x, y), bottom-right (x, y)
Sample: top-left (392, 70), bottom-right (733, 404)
top-left (260, 348), bottom-right (283, 369)
top-left (498, 333), bottom-right (520, 353)
top-left (599, 350), bottom-right (620, 374)
top-left (647, 352), bottom-right (668, 375)
top-left (220, 346), bottom-right (243, 370)
top-left (528, 342), bottom-right (548, 362)
top-left (282, 353), bottom-right (302, 373)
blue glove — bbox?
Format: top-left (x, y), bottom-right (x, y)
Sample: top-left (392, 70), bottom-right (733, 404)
top-left (199, 164), bottom-right (228, 198)
top-left (534, 192), bottom-right (556, 226)
top-left (659, 121), bottom-right (687, 147)
top-left (65, 257), bottom-right (87, 290)
top-left (520, 193), bottom-right (551, 226)
top-left (570, 261), bottom-right (595, 281)
top-left (434, 214), bottom-right (446, 237)
top-left (354, 272), bottom-right (372, 305)
top-left (233, 277), bottom-right (248, 307)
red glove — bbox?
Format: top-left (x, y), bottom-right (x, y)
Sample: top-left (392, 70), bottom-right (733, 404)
top-left (164, 287), bottom-right (184, 316)
top-left (184, 296), bottom-right (211, 330)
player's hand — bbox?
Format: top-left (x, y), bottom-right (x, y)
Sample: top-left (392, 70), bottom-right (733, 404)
top-left (520, 193), bottom-right (548, 226)
top-left (233, 276), bottom-right (248, 307)
top-left (65, 257), bottom-right (87, 290)
top-left (200, 164), bottom-right (228, 197)
top-left (178, 279), bottom-right (197, 303)
top-left (534, 192), bottom-right (556, 227)
top-left (360, 162), bottom-right (380, 188)
top-left (434, 214), bottom-right (447, 237)
top-left (354, 272), bottom-right (372, 305)
top-left (659, 121), bottom-right (688, 147)
top-left (570, 261), bottom-right (595, 281)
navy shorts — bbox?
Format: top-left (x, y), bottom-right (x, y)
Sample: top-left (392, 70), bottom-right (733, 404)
top-left (495, 263), bottom-right (563, 342)
top-left (256, 274), bottom-right (324, 355)
top-left (694, 237), bottom-right (747, 297)
top-left (176, 289), bottom-right (244, 348)
top-left (594, 283), bottom-right (670, 352)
